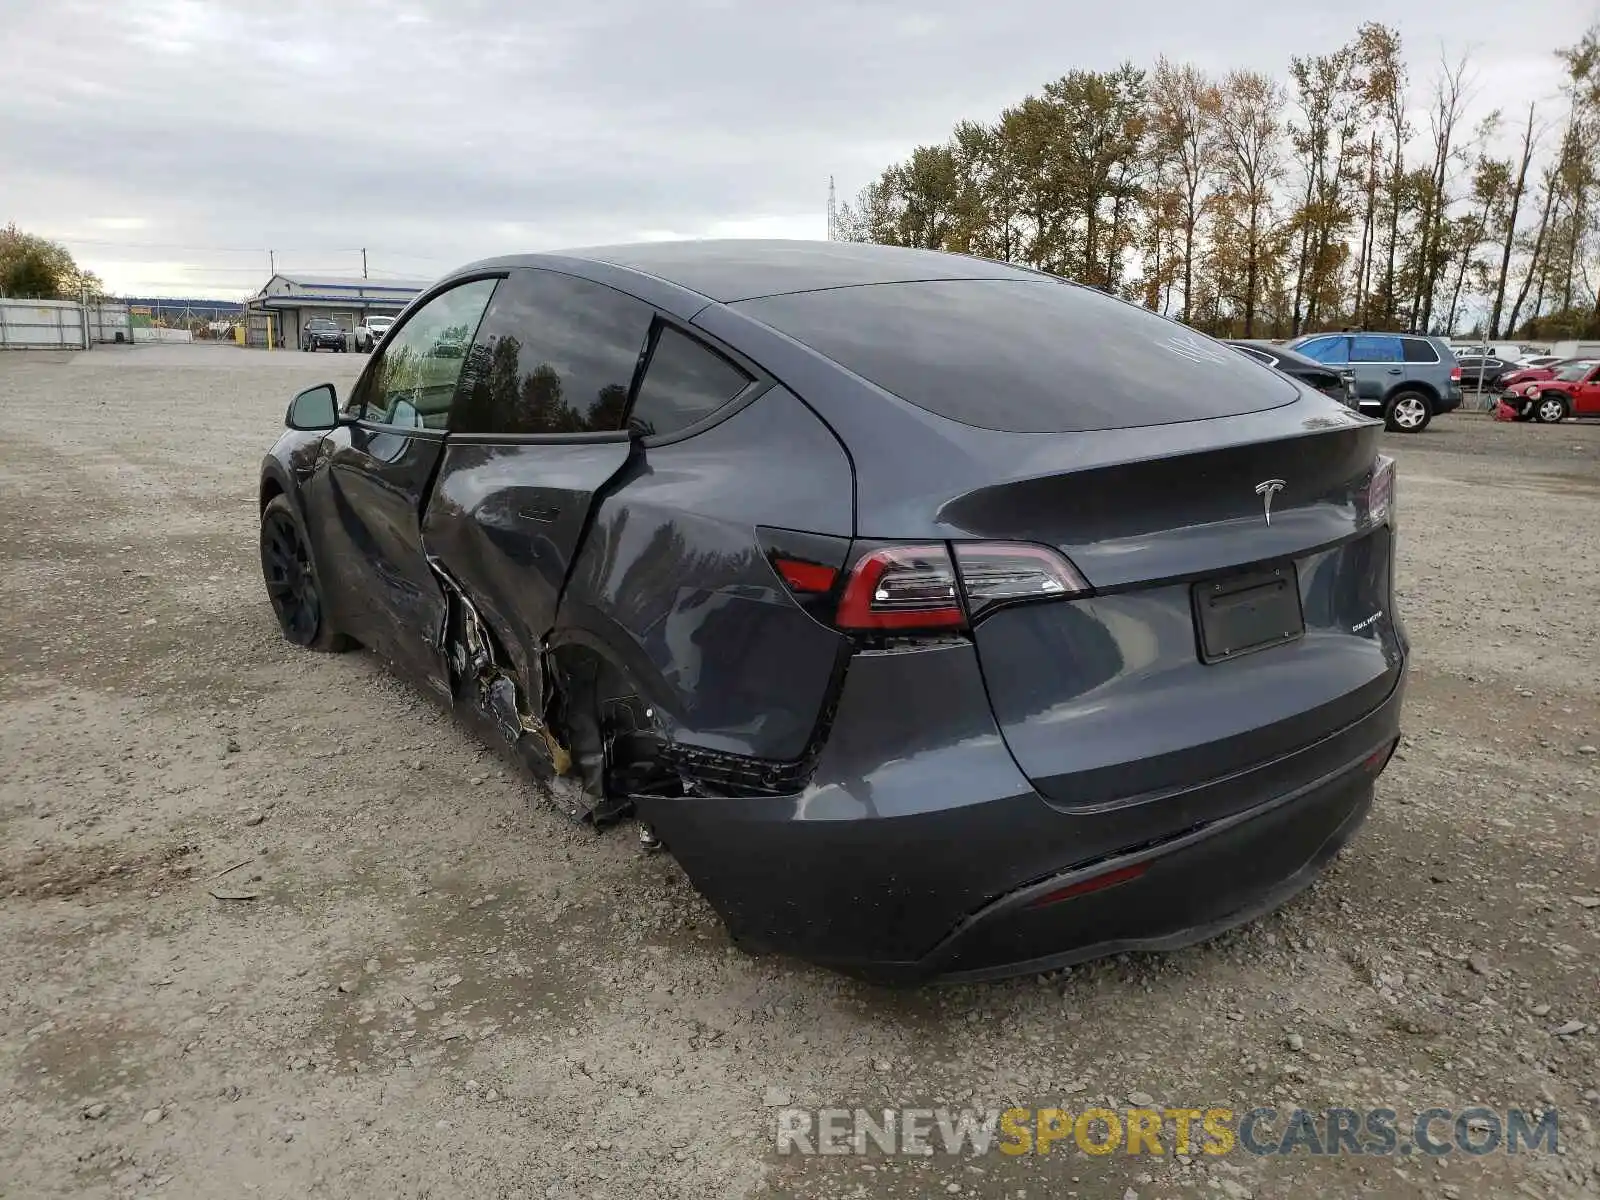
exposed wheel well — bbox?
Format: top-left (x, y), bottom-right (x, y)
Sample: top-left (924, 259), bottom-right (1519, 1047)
top-left (259, 476), bottom-right (285, 515)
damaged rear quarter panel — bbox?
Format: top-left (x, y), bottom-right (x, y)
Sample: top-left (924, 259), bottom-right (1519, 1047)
top-left (556, 385), bottom-right (854, 763)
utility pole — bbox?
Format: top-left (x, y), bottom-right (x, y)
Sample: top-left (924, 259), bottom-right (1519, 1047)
top-left (361, 248), bottom-right (368, 279)
top-left (826, 177), bottom-right (837, 242)
top-left (268, 248), bottom-right (276, 276)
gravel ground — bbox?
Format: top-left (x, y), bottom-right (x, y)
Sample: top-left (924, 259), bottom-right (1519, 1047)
top-left (1, 344), bottom-right (1597, 1200)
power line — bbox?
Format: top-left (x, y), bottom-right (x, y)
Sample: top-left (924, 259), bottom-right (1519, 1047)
top-left (50, 237), bottom-right (369, 253)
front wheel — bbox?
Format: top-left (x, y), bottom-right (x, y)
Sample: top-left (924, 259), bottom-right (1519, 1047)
top-left (1534, 393), bottom-right (1568, 424)
top-left (260, 495), bottom-right (355, 652)
top-left (1384, 390), bottom-right (1432, 433)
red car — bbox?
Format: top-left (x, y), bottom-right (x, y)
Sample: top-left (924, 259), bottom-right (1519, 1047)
top-left (1499, 359), bottom-right (1600, 423)
top-left (1497, 357), bottom-right (1576, 391)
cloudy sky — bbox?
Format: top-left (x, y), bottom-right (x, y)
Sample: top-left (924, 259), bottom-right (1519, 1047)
top-left (2, 0), bottom-right (1594, 297)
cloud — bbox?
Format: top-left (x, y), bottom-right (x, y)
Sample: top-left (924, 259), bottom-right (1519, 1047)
top-left (0, 0), bottom-right (1584, 295)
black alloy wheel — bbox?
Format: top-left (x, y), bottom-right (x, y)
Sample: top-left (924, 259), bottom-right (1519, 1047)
top-left (260, 496), bottom-right (352, 651)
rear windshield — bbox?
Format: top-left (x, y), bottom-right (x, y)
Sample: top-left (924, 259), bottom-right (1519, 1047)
top-left (735, 279), bottom-right (1297, 433)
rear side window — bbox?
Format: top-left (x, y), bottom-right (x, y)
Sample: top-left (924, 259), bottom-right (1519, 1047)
top-left (1297, 336), bottom-right (1348, 365)
top-left (1351, 335), bottom-right (1403, 362)
top-left (735, 279), bottom-right (1296, 434)
top-left (1402, 338), bottom-right (1441, 363)
top-left (451, 268), bottom-right (654, 435)
top-left (629, 326), bottom-right (753, 437)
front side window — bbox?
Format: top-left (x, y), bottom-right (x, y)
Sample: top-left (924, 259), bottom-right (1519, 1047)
top-left (361, 278), bottom-right (498, 428)
top-left (629, 326), bottom-right (753, 437)
top-left (1351, 335), bottom-right (1403, 363)
top-left (451, 269), bottom-right (655, 436)
top-left (1298, 336), bottom-right (1349, 365)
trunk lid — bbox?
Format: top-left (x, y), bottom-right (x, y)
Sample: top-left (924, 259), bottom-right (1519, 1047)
top-left (954, 420), bottom-right (1403, 832)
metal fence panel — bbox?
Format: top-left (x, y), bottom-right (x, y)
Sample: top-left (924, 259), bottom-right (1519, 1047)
top-left (0, 298), bottom-right (85, 349)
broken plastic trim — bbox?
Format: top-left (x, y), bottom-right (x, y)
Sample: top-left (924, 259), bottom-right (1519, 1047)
top-left (545, 648), bottom-right (681, 827)
top-left (662, 642), bottom-right (853, 798)
top-left (426, 558), bottom-right (571, 778)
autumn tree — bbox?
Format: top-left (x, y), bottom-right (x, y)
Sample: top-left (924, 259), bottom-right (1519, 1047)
top-left (1148, 58), bottom-right (1216, 322)
top-left (0, 224), bottom-right (104, 299)
top-left (1205, 70), bottom-right (1286, 335)
top-left (1487, 104), bottom-right (1541, 337)
top-left (1408, 52), bottom-right (1474, 330)
top-left (1439, 133), bottom-right (1509, 333)
top-left (1348, 23), bottom-right (1408, 326)
top-left (1286, 41), bottom-right (1360, 333)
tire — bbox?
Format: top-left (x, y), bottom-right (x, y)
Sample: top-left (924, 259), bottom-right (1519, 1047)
top-left (260, 495), bottom-right (355, 652)
top-left (1384, 390), bottom-right (1433, 433)
top-left (1534, 392), bottom-right (1568, 424)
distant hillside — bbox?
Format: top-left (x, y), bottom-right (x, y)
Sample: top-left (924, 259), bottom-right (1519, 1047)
top-left (123, 296), bottom-right (245, 312)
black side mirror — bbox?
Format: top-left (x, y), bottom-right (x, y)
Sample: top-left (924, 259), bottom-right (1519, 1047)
top-left (286, 383), bottom-right (340, 431)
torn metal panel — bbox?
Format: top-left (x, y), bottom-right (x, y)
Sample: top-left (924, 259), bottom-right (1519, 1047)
top-left (427, 557), bottom-right (570, 779)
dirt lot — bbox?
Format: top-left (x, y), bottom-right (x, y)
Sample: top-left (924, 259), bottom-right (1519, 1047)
top-left (1, 344), bottom-right (1597, 1200)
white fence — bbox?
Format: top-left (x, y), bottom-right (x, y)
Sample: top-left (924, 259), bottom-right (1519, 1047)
top-left (136, 326), bottom-right (194, 344)
top-left (0, 298), bottom-right (192, 350)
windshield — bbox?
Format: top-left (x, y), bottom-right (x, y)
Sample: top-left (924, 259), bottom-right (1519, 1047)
top-left (308, 319), bottom-right (338, 330)
top-left (369, 316), bottom-right (394, 327)
top-left (1553, 361), bottom-right (1596, 381)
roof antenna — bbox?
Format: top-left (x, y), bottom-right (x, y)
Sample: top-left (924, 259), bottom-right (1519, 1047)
top-left (827, 176), bottom-right (837, 242)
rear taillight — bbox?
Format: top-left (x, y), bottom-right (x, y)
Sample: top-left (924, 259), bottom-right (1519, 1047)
top-left (1450, 365), bottom-right (1463, 382)
top-left (1365, 454), bottom-right (1396, 527)
top-left (832, 541), bottom-right (1089, 633)
top-left (952, 542), bottom-right (1090, 620)
top-left (771, 557), bottom-right (837, 594)
top-left (835, 545), bottom-right (965, 631)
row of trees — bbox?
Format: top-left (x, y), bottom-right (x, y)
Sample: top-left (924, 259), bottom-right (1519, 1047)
top-left (837, 24), bottom-right (1600, 341)
top-left (0, 225), bottom-right (103, 300)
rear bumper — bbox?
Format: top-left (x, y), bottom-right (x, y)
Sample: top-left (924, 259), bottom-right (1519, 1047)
top-left (919, 745), bottom-right (1383, 983)
top-left (635, 641), bottom-right (1405, 985)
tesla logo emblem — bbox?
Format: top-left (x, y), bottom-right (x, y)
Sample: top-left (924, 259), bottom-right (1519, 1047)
top-left (1254, 479), bottom-right (1286, 526)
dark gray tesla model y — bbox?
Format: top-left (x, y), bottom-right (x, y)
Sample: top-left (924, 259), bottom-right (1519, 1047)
top-left (258, 240), bottom-right (1406, 983)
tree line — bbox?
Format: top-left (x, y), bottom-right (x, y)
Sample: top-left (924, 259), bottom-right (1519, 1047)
top-left (837, 23), bottom-right (1600, 341)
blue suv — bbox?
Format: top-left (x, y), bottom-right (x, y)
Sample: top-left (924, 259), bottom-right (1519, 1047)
top-left (1287, 332), bottom-right (1462, 432)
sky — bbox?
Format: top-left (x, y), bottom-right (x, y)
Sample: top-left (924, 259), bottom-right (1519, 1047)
top-left (2, 0), bottom-right (1596, 298)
